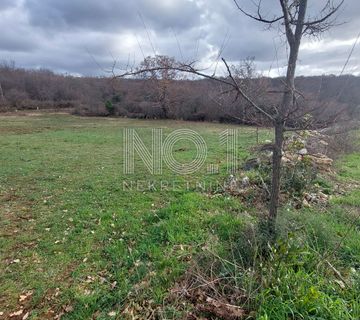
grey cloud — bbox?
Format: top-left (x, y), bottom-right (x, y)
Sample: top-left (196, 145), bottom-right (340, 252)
top-left (24, 0), bottom-right (202, 32)
top-left (139, 0), bottom-right (202, 32)
top-left (0, 0), bottom-right (358, 76)
top-left (0, 2), bottom-right (38, 52)
top-left (0, 0), bottom-right (16, 10)
top-left (197, 0), bottom-right (359, 74)
top-left (0, 33), bottom-right (37, 52)
top-left (24, 0), bottom-right (137, 31)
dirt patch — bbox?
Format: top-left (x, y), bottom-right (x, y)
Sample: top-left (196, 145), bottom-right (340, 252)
top-left (0, 109), bottom-right (73, 117)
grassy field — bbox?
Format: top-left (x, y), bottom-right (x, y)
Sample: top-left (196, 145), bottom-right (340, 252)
top-left (0, 113), bottom-right (359, 319)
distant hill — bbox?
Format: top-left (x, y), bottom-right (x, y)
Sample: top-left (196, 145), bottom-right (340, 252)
top-left (1, 63), bottom-right (359, 125)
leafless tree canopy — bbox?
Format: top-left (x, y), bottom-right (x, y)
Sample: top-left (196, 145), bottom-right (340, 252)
top-left (0, 61), bottom-right (358, 125)
top-left (233, 0), bottom-right (344, 35)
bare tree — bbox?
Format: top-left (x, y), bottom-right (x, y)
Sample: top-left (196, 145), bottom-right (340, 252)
top-left (115, 0), bottom-right (344, 235)
top-left (238, 0), bottom-right (344, 228)
top-left (138, 55), bottom-right (179, 118)
top-left (0, 82), bottom-right (5, 104)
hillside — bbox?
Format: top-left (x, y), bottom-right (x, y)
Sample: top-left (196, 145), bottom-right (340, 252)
top-left (1, 64), bottom-right (359, 125)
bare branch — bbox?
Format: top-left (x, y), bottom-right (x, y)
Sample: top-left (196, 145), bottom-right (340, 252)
top-left (114, 56), bottom-right (275, 122)
top-left (279, 0), bottom-right (295, 45)
top-left (233, 0), bottom-right (284, 24)
top-left (303, 0), bottom-right (344, 27)
top-left (294, 0), bottom-right (308, 42)
top-left (221, 58), bottom-right (275, 120)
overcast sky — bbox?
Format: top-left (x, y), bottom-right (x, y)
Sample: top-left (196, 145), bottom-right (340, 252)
top-left (0, 0), bottom-right (359, 77)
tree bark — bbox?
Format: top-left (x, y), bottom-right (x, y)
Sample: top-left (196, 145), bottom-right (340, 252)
top-left (269, 119), bottom-right (284, 222)
top-left (0, 82), bottom-right (5, 103)
top-left (267, 0), bottom-right (308, 233)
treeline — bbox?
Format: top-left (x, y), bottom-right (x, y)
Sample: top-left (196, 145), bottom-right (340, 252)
top-left (0, 62), bottom-right (359, 125)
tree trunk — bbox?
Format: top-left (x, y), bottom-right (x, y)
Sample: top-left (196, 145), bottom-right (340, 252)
top-left (0, 82), bottom-right (5, 103)
top-left (269, 120), bottom-right (284, 221)
top-left (267, 0), bottom-right (307, 235)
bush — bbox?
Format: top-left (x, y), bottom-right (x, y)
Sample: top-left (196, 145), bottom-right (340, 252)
top-left (105, 100), bottom-right (115, 115)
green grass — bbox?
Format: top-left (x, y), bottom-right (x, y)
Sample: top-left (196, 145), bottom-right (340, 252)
top-left (0, 113), bottom-right (359, 319)
top-left (256, 144), bottom-right (360, 320)
top-left (0, 113), bottom-right (269, 319)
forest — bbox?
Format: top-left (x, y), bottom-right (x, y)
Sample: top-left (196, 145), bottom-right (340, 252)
top-left (1, 61), bottom-right (359, 125)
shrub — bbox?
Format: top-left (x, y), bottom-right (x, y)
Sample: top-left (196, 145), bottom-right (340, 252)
top-left (105, 100), bottom-right (115, 115)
